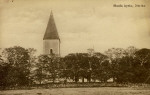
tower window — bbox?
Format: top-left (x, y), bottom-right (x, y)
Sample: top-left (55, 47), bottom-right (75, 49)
top-left (50, 49), bottom-right (53, 54)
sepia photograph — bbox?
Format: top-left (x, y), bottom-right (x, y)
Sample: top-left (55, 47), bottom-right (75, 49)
top-left (0, 0), bottom-right (150, 95)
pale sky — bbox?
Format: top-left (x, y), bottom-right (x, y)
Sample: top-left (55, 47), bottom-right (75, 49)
top-left (0, 0), bottom-right (150, 56)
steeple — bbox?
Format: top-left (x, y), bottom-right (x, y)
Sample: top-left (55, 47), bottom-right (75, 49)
top-left (43, 11), bottom-right (60, 56)
top-left (43, 11), bottom-right (60, 40)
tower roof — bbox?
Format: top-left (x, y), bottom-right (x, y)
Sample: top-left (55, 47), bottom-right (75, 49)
top-left (43, 11), bottom-right (60, 40)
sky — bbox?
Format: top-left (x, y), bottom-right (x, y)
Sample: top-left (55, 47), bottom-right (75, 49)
top-left (0, 0), bottom-right (150, 56)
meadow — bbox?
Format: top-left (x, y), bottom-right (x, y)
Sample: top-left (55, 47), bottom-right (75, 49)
top-left (1, 87), bottom-right (150, 95)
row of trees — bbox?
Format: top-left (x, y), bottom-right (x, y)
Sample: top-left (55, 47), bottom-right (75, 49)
top-left (0, 46), bottom-right (150, 88)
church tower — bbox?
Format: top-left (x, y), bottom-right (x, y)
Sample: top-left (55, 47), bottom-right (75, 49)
top-left (43, 11), bottom-right (60, 56)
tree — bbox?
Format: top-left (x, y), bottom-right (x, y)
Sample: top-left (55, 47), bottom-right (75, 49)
top-left (27, 48), bottom-right (37, 85)
top-left (63, 53), bottom-right (88, 83)
top-left (59, 58), bottom-right (74, 80)
top-left (104, 47), bottom-right (138, 83)
top-left (125, 46), bottom-right (138, 57)
top-left (134, 48), bottom-right (150, 83)
top-left (34, 54), bottom-right (60, 84)
top-left (34, 55), bottom-right (49, 84)
top-left (105, 48), bottom-right (126, 59)
top-left (2, 46), bottom-right (31, 87)
top-left (135, 48), bottom-right (150, 67)
top-left (63, 52), bottom-right (108, 83)
top-left (91, 52), bottom-right (108, 82)
top-left (27, 48), bottom-right (37, 67)
top-left (110, 48), bottom-right (150, 83)
top-left (114, 56), bottom-right (135, 83)
top-left (0, 55), bottom-right (8, 89)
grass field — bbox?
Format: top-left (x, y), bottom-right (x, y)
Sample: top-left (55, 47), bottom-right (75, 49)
top-left (0, 87), bottom-right (150, 95)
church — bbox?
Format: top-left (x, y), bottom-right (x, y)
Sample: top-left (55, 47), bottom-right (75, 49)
top-left (43, 11), bottom-right (60, 56)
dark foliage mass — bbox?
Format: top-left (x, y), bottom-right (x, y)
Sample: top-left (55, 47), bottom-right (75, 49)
top-left (0, 46), bottom-right (150, 89)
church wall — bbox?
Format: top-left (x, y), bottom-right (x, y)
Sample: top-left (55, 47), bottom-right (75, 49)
top-left (43, 39), bottom-right (60, 55)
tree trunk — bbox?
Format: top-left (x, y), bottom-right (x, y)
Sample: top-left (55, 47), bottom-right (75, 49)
top-left (39, 80), bottom-right (42, 85)
top-left (52, 75), bottom-right (55, 83)
top-left (75, 76), bottom-right (78, 83)
top-left (94, 78), bottom-right (96, 83)
top-left (82, 77), bottom-right (84, 83)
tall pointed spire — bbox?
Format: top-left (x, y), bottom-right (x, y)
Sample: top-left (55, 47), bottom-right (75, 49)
top-left (43, 11), bottom-right (60, 40)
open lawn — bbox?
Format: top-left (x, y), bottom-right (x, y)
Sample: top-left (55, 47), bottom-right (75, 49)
top-left (0, 87), bottom-right (150, 95)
